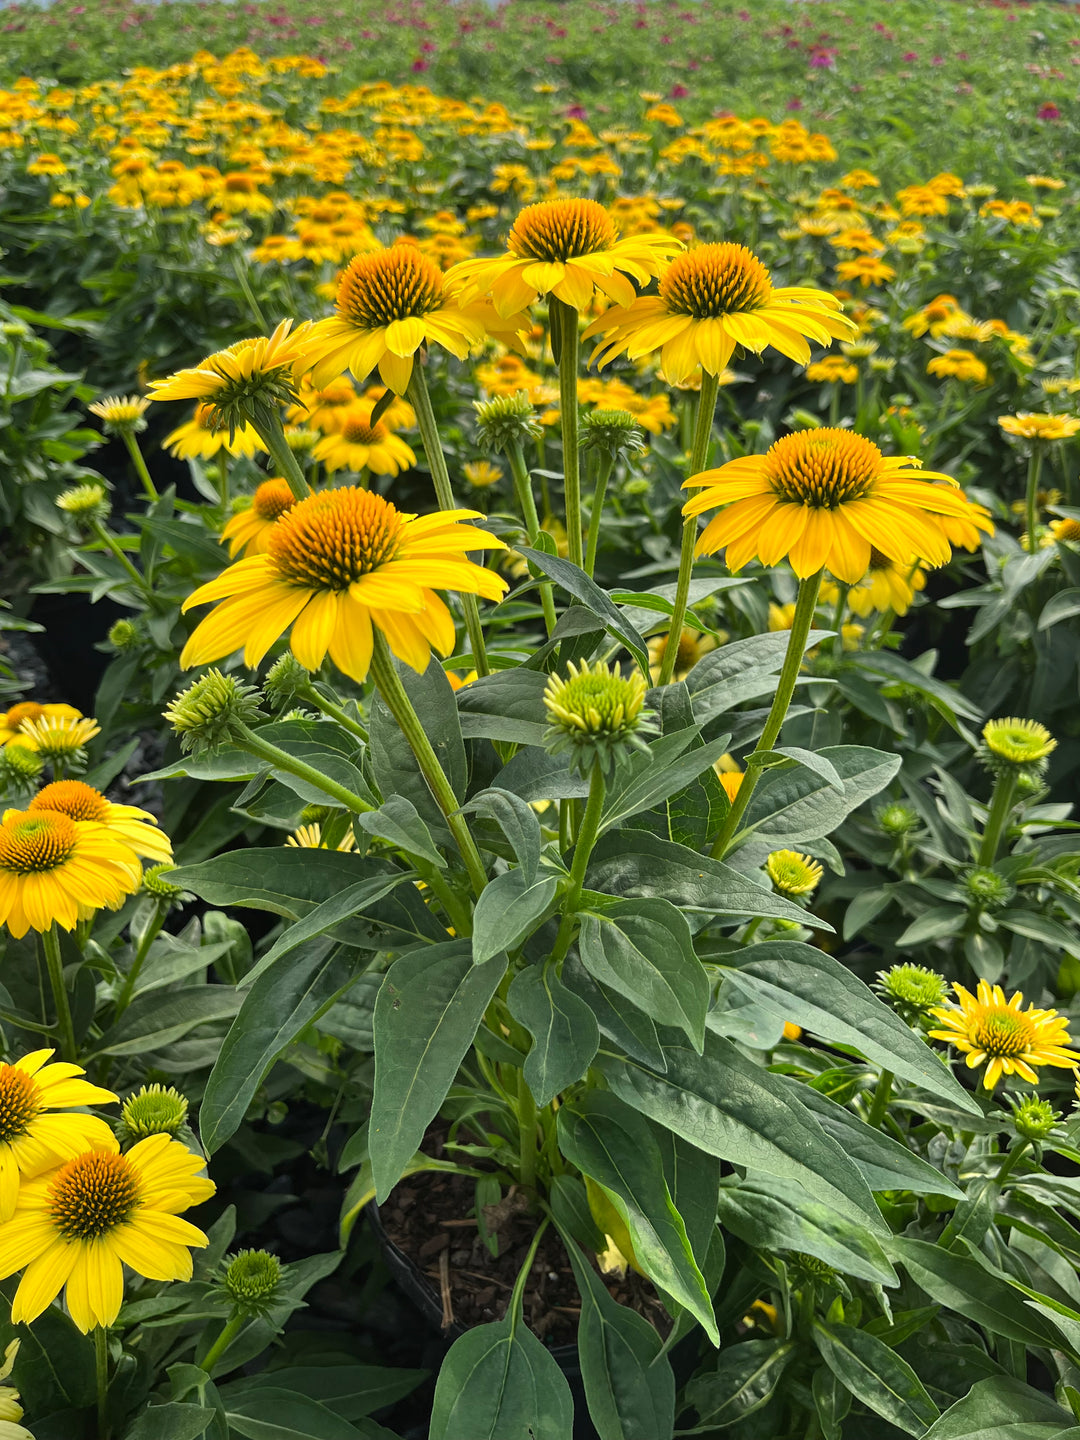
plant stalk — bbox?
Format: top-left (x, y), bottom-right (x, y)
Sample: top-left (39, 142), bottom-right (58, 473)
top-left (91, 520), bottom-right (147, 593)
top-left (41, 923), bottom-right (78, 1062)
top-left (711, 568), bottom-right (824, 858)
top-left (114, 900), bottom-right (168, 1016)
top-left (94, 1326), bottom-right (110, 1440)
top-left (584, 451), bottom-right (614, 579)
top-left (255, 411), bottom-right (311, 502)
top-left (1025, 443), bottom-right (1044, 556)
top-left (236, 723), bottom-right (374, 814)
top-left (507, 438), bottom-right (557, 635)
top-left (866, 1069), bottom-right (894, 1129)
top-left (554, 298), bottom-right (584, 568)
top-left (978, 770), bottom-right (1017, 866)
top-left (550, 761), bottom-right (606, 965)
top-left (200, 1312), bottom-right (246, 1377)
top-left (121, 430), bottom-right (159, 503)
top-left (657, 369), bottom-right (720, 685)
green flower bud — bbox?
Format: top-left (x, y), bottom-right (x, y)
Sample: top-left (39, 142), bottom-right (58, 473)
top-left (108, 619), bottom-right (139, 651)
top-left (264, 652), bottom-right (310, 711)
top-left (789, 409), bottom-right (822, 430)
top-left (1009, 1093), bottom-right (1059, 1142)
top-left (543, 659), bottom-right (656, 778)
top-left (875, 963), bottom-right (948, 1026)
top-left (473, 391), bottom-right (543, 454)
top-left (578, 408), bottom-right (646, 460)
top-left (141, 863), bottom-right (189, 904)
top-left (874, 801), bottom-right (920, 837)
top-left (0, 742), bottom-right (44, 798)
top-left (765, 849), bottom-right (823, 898)
top-left (57, 483), bottom-right (110, 526)
top-left (222, 1249), bottom-right (283, 1315)
top-left (622, 477), bottom-right (651, 498)
top-left (88, 395), bottom-right (150, 434)
top-left (118, 1084), bottom-right (189, 1142)
top-left (164, 669), bottom-right (265, 755)
top-left (962, 866), bottom-right (1015, 911)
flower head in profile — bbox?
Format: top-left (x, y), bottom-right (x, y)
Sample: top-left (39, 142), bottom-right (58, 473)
top-left (56, 484), bottom-right (110, 527)
top-left (0, 703), bottom-right (81, 749)
top-left (445, 197), bottom-right (681, 317)
top-left (980, 717), bottom-right (1055, 782)
top-left (28, 779), bottom-right (172, 867)
top-left (999, 412), bottom-right (1080, 443)
top-left (181, 489), bottom-right (508, 682)
top-left (148, 319), bottom-right (310, 432)
top-left (646, 628), bottom-right (716, 684)
top-left (926, 349), bottom-right (988, 385)
top-left (929, 980), bottom-right (1080, 1089)
top-left (88, 395), bottom-right (150, 434)
top-left (14, 715), bottom-right (100, 776)
top-left (0, 807), bottom-right (139, 937)
top-left (298, 241), bottom-right (504, 395)
top-left (0, 1051), bottom-right (116, 1223)
top-left (312, 405), bottom-right (417, 476)
top-left (683, 428), bottom-right (993, 582)
top-left (846, 550), bottom-right (926, 617)
top-left (0, 1132), bottom-right (214, 1333)
top-left (221, 480), bottom-right (298, 558)
top-left (584, 242), bottom-right (856, 385)
top-left (164, 402), bottom-right (268, 461)
top-left (285, 822), bottom-right (356, 852)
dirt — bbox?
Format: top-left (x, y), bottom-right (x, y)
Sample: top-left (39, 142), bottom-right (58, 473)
top-left (378, 1149), bottom-right (672, 1348)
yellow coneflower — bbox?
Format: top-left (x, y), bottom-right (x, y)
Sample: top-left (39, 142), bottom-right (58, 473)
top-left (846, 550), bottom-right (927, 617)
top-left (163, 402), bottom-right (267, 461)
top-left (312, 406), bottom-right (416, 476)
top-left (0, 1132), bottom-right (214, 1333)
top-left (181, 489), bottom-right (508, 681)
top-left (0, 704), bottom-right (81, 749)
top-left (929, 981), bottom-right (1080, 1090)
top-left (998, 413), bottom-right (1080, 442)
top-left (220, 480), bottom-right (298, 558)
top-left (285, 823), bottom-right (356, 851)
top-left (926, 350), bottom-right (988, 384)
top-left (765, 849), bottom-right (823, 897)
top-left (27, 780), bottom-right (172, 867)
top-left (87, 396), bottom-right (150, 430)
top-left (445, 197), bottom-right (681, 316)
top-left (462, 460), bottom-right (502, 489)
top-left (0, 809), bottom-right (139, 938)
top-left (147, 319), bottom-right (311, 411)
top-left (683, 428), bottom-right (992, 582)
top-left (646, 628), bottom-right (717, 684)
top-left (15, 715), bottom-right (100, 763)
top-left (583, 242), bottom-right (856, 385)
top-left (0, 1051), bottom-right (116, 1222)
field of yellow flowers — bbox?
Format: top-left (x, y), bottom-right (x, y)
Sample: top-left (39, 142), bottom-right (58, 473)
top-left (2, 8), bottom-right (1080, 1440)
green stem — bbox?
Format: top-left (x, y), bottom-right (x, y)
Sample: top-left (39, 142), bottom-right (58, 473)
top-left (95, 1326), bottom-right (110, 1440)
top-left (91, 520), bottom-right (147, 593)
top-left (122, 430), bottom-right (158, 503)
top-left (369, 631), bottom-right (488, 897)
top-left (1025, 444), bottom-right (1044, 556)
top-left (408, 366), bottom-right (491, 676)
top-left (711, 568), bottom-right (824, 859)
top-left (255, 411), bottom-right (310, 502)
top-left (200, 1312), bottom-right (247, 1378)
top-left (550, 761), bottom-right (606, 965)
top-left (658, 369), bottom-right (720, 686)
top-left (554, 298), bottom-right (584, 568)
top-left (507, 439), bottom-right (557, 635)
top-left (978, 770), bottom-right (1017, 866)
top-left (41, 924), bottom-right (77, 1062)
top-left (230, 248), bottom-right (268, 331)
top-left (236, 723), bottom-right (374, 814)
top-left (114, 901), bottom-right (167, 1016)
top-left (867, 1069), bottom-right (894, 1129)
top-left (584, 452), bottom-right (614, 579)
top-left (829, 582), bottom-right (848, 656)
top-left (420, 863), bottom-right (472, 938)
top-left (517, 1068), bottom-right (539, 1191)
top-left (301, 685), bottom-right (368, 742)
top-left (995, 1137), bottom-right (1030, 1189)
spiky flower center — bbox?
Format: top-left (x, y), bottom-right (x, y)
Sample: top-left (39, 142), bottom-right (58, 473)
top-left (48, 1151), bottom-right (140, 1240)
top-left (544, 660), bottom-right (646, 737)
top-left (973, 1006), bottom-right (1037, 1058)
top-left (878, 963), bottom-right (947, 1011)
top-left (335, 243), bottom-right (444, 329)
top-left (659, 243), bottom-right (773, 319)
top-left (0, 813), bottom-right (77, 874)
top-left (982, 717), bottom-right (1056, 765)
top-left (252, 479), bottom-right (297, 522)
top-left (0, 1066), bottom-right (40, 1143)
top-left (339, 414), bottom-right (387, 446)
top-left (765, 849), bottom-right (823, 895)
top-left (507, 198), bottom-right (618, 263)
top-left (224, 1248), bottom-right (282, 1305)
top-left (29, 780), bottom-right (109, 824)
top-left (121, 1084), bottom-right (189, 1139)
top-left (268, 488), bottom-right (404, 591)
top-left (763, 428), bottom-right (882, 508)
top-left (1053, 518), bottom-right (1080, 542)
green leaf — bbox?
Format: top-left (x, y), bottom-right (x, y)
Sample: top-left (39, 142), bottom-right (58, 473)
top-left (355, 796), bottom-right (446, 868)
top-left (794, 1086), bottom-right (963, 1198)
top-left (370, 941), bottom-right (507, 1200)
top-left (561, 1236), bottom-right (676, 1440)
top-left (221, 1365), bottom-right (425, 1421)
top-left (123, 1402), bottom-right (216, 1440)
top-left (462, 787), bottom-right (542, 882)
top-left (1038, 588), bottom-right (1080, 631)
top-left (740, 744), bottom-right (901, 845)
top-left (563, 954), bottom-right (667, 1071)
top-left (890, 1237), bottom-right (1065, 1348)
top-left (456, 670), bottom-right (549, 747)
top-left (472, 869), bottom-right (558, 965)
top-left (598, 1038), bottom-right (885, 1231)
top-left (579, 899), bottom-right (709, 1050)
top-left (517, 545), bottom-right (651, 675)
top-left (922, 1376), bottom-right (1074, 1440)
top-left (812, 1319), bottom-right (939, 1436)
top-left (726, 941), bottom-right (980, 1114)
top-left (429, 1313), bottom-right (574, 1440)
top-left (369, 657), bottom-right (466, 840)
top-left (164, 849), bottom-right (370, 920)
top-left (91, 986), bottom-right (240, 1058)
top-left (239, 875), bottom-right (407, 988)
top-left (855, 650), bottom-right (982, 723)
top-left (598, 729), bottom-right (733, 833)
top-left (687, 631), bottom-right (833, 721)
top-left (680, 1340), bottom-right (794, 1433)
top-left (717, 1175), bottom-right (897, 1284)
top-left (586, 832), bottom-right (831, 930)
top-left (557, 1092), bottom-right (718, 1343)
top-left (496, 744), bottom-right (591, 802)
top-left (224, 1387), bottom-right (366, 1439)
top-left (507, 962), bottom-right (599, 1106)
top-left (201, 940), bottom-right (356, 1154)
top-left (997, 910), bottom-right (1080, 962)
top-left (0, 1277), bottom-right (95, 1412)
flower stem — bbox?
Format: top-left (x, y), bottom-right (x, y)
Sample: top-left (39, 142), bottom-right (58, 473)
top-left (236, 723), bottom-right (375, 814)
top-left (41, 923), bottom-right (77, 1062)
top-left (408, 366), bottom-right (491, 676)
top-left (256, 411), bottom-right (310, 502)
top-left (95, 1326), bottom-right (110, 1440)
top-left (978, 770), bottom-right (1017, 866)
top-left (658, 369), bottom-right (720, 686)
top-left (200, 1312), bottom-right (246, 1377)
top-left (866, 1069), bottom-right (893, 1129)
top-left (91, 520), bottom-right (146, 593)
top-left (995, 1137), bottom-right (1030, 1189)
top-left (114, 900), bottom-right (168, 1016)
top-left (507, 439), bottom-right (557, 635)
top-left (1025, 444), bottom-right (1044, 556)
top-left (217, 453), bottom-right (230, 514)
top-left (554, 298), bottom-right (584, 568)
top-left (584, 452), bottom-right (614, 579)
top-left (122, 430), bottom-right (158, 503)
top-left (230, 248), bottom-right (268, 332)
top-left (550, 761), bottom-right (606, 965)
top-left (300, 684), bottom-right (368, 742)
top-left (711, 568), bottom-right (824, 859)
top-left (517, 1068), bottom-right (539, 1192)
top-left (369, 631), bottom-right (487, 897)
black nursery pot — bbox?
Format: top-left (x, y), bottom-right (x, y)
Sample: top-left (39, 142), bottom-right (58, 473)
top-left (367, 1202), bottom-right (598, 1440)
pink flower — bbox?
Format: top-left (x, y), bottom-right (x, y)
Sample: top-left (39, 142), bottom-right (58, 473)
top-left (671, 83), bottom-right (689, 98)
top-left (902, 50), bottom-right (918, 61)
top-left (786, 97), bottom-right (803, 111)
top-left (411, 58), bottom-right (429, 71)
top-left (566, 104), bottom-right (588, 119)
top-left (1038, 101), bottom-right (1062, 120)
